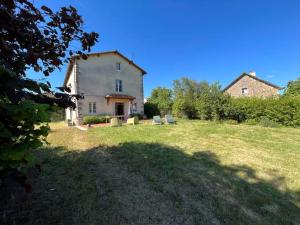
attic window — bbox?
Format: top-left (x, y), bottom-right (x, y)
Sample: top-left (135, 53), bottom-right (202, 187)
top-left (242, 88), bottom-right (248, 95)
top-left (116, 62), bottom-right (121, 71)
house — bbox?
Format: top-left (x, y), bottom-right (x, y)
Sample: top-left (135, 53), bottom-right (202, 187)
top-left (223, 71), bottom-right (281, 98)
top-left (64, 50), bottom-right (146, 125)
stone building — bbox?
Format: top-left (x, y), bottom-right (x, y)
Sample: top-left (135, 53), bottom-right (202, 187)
top-left (223, 71), bottom-right (281, 98)
top-left (63, 51), bottom-right (146, 125)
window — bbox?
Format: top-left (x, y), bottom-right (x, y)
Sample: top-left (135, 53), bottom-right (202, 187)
top-left (116, 62), bottom-right (121, 71)
top-left (242, 88), bottom-right (248, 95)
top-left (129, 102), bottom-right (137, 114)
top-left (115, 79), bottom-right (122, 92)
top-left (133, 103), bottom-right (137, 113)
top-left (89, 102), bottom-right (96, 114)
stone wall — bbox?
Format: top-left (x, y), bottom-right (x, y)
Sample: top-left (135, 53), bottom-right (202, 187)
top-left (225, 75), bottom-right (279, 98)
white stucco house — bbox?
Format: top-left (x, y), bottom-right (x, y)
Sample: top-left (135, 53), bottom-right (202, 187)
top-left (64, 51), bottom-right (146, 125)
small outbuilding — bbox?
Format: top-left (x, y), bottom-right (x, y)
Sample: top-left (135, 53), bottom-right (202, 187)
top-left (223, 71), bottom-right (281, 98)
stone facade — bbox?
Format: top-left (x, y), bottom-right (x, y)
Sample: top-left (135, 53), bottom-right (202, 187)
top-left (224, 74), bottom-right (280, 98)
top-left (64, 51), bottom-right (146, 125)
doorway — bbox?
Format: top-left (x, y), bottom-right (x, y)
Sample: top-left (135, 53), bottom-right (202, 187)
top-left (115, 102), bottom-right (124, 116)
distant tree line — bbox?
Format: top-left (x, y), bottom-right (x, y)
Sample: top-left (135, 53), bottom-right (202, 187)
top-left (144, 77), bottom-right (300, 127)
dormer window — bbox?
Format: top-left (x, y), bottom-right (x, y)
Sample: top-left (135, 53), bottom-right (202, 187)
top-left (116, 62), bottom-right (121, 71)
top-left (242, 88), bottom-right (248, 96)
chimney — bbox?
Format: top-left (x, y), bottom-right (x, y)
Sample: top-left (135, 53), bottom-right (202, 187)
top-left (249, 71), bottom-right (256, 76)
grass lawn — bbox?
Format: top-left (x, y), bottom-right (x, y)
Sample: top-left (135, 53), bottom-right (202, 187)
top-left (20, 120), bottom-right (300, 225)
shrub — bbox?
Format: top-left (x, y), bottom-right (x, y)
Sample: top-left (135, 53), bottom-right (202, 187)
top-left (245, 119), bottom-right (258, 125)
top-left (50, 107), bottom-right (65, 122)
top-left (150, 79), bottom-right (300, 127)
top-left (225, 119), bottom-right (239, 125)
top-left (259, 117), bottom-right (279, 128)
top-left (83, 115), bottom-right (108, 125)
top-left (226, 96), bottom-right (300, 127)
top-left (144, 102), bottom-right (160, 118)
top-left (129, 113), bottom-right (144, 120)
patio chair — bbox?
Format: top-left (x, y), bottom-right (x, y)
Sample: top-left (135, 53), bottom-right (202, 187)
top-left (165, 114), bottom-right (176, 124)
top-left (152, 116), bottom-right (162, 125)
top-left (127, 116), bottom-right (139, 125)
top-left (111, 118), bottom-right (121, 127)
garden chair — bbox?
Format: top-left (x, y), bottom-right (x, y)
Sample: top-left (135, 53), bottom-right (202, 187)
top-left (152, 116), bottom-right (162, 125)
top-left (165, 114), bottom-right (176, 124)
top-left (127, 116), bottom-right (139, 125)
top-left (111, 117), bottom-right (121, 127)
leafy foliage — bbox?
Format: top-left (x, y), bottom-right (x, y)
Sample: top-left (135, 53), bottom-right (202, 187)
top-left (172, 78), bottom-right (200, 118)
top-left (129, 113), bottom-right (144, 120)
top-left (144, 102), bottom-right (160, 118)
top-left (225, 96), bottom-right (300, 127)
top-left (259, 116), bottom-right (279, 128)
top-left (152, 77), bottom-right (300, 127)
top-left (83, 115), bottom-right (109, 125)
top-left (172, 78), bottom-right (230, 120)
top-left (284, 77), bottom-right (300, 96)
top-left (1, 0), bottom-right (98, 77)
top-left (147, 87), bottom-right (173, 116)
top-left (0, 0), bottom-right (98, 173)
top-left (195, 82), bottom-right (231, 120)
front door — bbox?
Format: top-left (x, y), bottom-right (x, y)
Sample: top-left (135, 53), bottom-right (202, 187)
top-left (115, 103), bottom-right (124, 116)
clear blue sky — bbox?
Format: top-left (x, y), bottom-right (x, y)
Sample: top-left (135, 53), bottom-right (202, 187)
top-left (30, 0), bottom-right (300, 97)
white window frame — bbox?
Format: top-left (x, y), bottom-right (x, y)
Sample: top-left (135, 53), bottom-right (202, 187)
top-left (88, 102), bottom-right (97, 114)
top-left (115, 79), bottom-right (123, 92)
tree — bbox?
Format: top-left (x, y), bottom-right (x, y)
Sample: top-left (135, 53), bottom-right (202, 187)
top-left (284, 77), bottom-right (300, 96)
top-left (195, 82), bottom-right (230, 120)
top-left (147, 87), bottom-right (173, 116)
top-left (172, 77), bottom-right (230, 120)
top-left (172, 78), bottom-right (201, 118)
top-left (0, 0), bottom-right (98, 192)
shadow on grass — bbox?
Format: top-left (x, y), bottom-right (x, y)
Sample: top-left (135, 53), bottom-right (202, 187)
top-left (9, 142), bottom-right (300, 225)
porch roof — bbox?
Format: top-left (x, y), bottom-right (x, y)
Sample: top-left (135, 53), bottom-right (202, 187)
top-left (104, 94), bottom-right (135, 100)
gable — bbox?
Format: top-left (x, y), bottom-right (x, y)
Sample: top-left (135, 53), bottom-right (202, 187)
top-left (223, 73), bottom-right (281, 92)
top-left (63, 51), bottom-right (146, 86)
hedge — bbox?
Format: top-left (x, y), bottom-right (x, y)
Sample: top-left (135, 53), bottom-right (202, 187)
top-left (225, 96), bottom-right (300, 127)
top-left (83, 115), bottom-right (109, 125)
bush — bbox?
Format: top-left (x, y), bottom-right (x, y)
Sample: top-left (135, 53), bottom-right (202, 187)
top-left (225, 119), bottom-right (239, 125)
top-left (259, 117), bottom-right (279, 128)
top-left (149, 78), bottom-right (300, 127)
top-left (50, 107), bottom-right (65, 122)
top-left (225, 96), bottom-right (300, 127)
top-left (83, 115), bottom-right (108, 125)
top-left (245, 119), bottom-right (258, 125)
top-left (144, 102), bottom-right (160, 118)
top-left (129, 113), bottom-right (144, 120)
